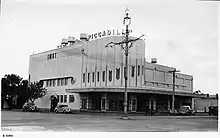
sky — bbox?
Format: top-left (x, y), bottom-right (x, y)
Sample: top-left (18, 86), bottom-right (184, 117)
top-left (0, 0), bottom-right (219, 94)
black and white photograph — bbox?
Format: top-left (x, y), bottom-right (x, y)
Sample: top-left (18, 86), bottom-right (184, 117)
top-left (0, 0), bottom-right (219, 135)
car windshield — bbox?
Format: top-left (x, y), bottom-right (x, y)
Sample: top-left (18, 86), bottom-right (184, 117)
top-left (179, 106), bottom-right (189, 111)
top-left (59, 105), bottom-right (68, 108)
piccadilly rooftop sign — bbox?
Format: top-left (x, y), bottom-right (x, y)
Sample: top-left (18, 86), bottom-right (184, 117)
top-left (87, 29), bottom-right (132, 41)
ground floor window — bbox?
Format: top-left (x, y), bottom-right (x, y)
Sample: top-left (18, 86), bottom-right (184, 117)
top-left (157, 100), bottom-right (168, 111)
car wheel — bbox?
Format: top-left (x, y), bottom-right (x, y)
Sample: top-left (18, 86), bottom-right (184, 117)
top-left (55, 109), bottom-right (58, 113)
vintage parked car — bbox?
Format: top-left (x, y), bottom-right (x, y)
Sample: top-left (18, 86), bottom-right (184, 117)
top-left (22, 102), bottom-right (38, 112)
top-left (209, 106), bottom-right (218, 116)
top-left (177, 106), bottom-right (196, 116)
top-left (54, 104), bottom-right (72, 113)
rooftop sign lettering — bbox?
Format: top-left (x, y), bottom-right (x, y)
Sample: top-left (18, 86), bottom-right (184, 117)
top-left (87, 29), bottom-right (132, 41)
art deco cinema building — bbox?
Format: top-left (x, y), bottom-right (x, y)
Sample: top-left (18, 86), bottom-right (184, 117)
top-left (29, 31), bottom-right (194, 113)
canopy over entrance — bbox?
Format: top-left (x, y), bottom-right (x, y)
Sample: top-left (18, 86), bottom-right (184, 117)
top-left (65, 87), bottom-right (205, 98)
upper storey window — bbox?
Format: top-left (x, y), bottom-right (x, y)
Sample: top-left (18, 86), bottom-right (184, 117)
top-left (109, 70), bottom-right (112, 82)
top-left (97, 72), bottom-right (100, 82)
top-left (116, 68), bottom-right (120, 80)
top-left (131, 66), bottom-right (135, 77)
top-left (102, 71), bottom-right (105, 82)
top-left (65, 78), bottom-right (68, 85)
top-left (47, 52), bottom-right (57, 60)
top-left (138, 65), bottom-right (140, 76)
top-left (92, 72), bottom-right (95, 82)
top-left (43, 77), bottom-right (74, 87)
top-left (88, 73), bottom-right (90, 83)
top-left (83, 73), bottom-right (85, 83)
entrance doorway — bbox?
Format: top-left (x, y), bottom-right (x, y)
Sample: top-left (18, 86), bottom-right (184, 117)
top-left (131, 99), bottom-right (137, 111)
top-left (90, 94), bottom-right (101, 111)
top-left (101, 99), bottom-right (106, 111)
top-left (50, 95), bottom-right (58, 112)
top-left (92, 100), bottom-right (100, 110)
top-left (119, 100), bottom-right (124, 111)
top-left (109, 99), bottom-right (117, 111)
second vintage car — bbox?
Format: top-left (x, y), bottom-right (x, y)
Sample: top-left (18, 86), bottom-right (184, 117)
top-left (177, 105), bottom-right (196, 116)
top-left (22, 102), bottom-right (38, 112)
top-left (54, 104), bottom-right (72, 113)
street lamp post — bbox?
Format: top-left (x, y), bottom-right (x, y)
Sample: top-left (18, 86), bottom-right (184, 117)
top-left (123, 9), bottom-right (131, 119)
top-left (105, 8), bottom-right (144, 119)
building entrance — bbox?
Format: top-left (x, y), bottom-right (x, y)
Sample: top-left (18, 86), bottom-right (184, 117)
top-left (92, 99), bottom-right (100, 110)
top-left (50, 95), bottom-right (58, 112)
top-left (109, 99), bottom-right (117, 111)
top-left (91, 94), bottom-right (101, 110)
top-left (101, 99), bottom-right (106, 110)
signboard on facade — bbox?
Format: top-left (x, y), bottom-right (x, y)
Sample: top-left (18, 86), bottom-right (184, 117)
top-left (88, 29), bottom-right (132, 41)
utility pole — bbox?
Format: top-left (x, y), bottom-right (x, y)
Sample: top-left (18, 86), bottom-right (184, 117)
top-left (168, 69), bottom-right (180, 113)
top-left (105, 8), bottom-right (144, 119)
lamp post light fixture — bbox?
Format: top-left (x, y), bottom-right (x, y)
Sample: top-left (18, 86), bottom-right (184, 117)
top-left (168, 69), bottom-right (180, 113)
top-left (123, 8), bottom-right (131, 26)
top-left (105, 8), bottom-right (144, 120)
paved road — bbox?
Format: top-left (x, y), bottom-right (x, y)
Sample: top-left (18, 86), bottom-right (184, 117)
top-left (1, 111), bottom-right (218, 132)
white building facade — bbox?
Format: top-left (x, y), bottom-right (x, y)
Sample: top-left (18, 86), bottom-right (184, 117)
top-left (29, 32), bottom-right (194, 112)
